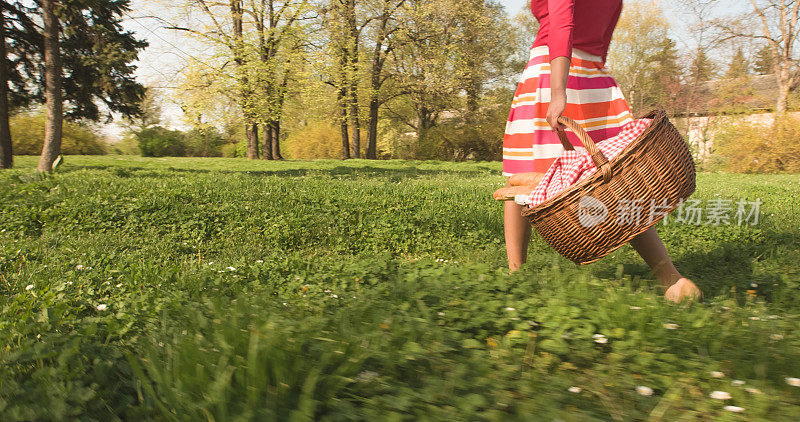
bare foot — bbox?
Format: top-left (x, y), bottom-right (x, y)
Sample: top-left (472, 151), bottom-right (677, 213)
top-left (664, 278), bottom-right (702, 303)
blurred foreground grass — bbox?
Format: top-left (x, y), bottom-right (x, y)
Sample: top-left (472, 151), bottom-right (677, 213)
top-left (1, 155), bottom-right (799, 420)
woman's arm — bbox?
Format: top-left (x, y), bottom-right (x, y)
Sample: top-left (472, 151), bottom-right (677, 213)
top-left (545, 0), bottom-right (574, 132)
top-left (546, 56), bottom-right (570, 132)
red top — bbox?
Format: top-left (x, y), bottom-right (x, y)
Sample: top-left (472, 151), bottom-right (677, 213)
top-left (531, 0), bottom-right (623, 63)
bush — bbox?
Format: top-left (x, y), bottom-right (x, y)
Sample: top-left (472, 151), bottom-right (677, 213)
top-left (284, 122), bottom-right (342, 158)
top-left (10, 111), bottom-right (107, 155)
top-left (136, 126), bottom-right (186, 157)
top-left (183, 128), bottom-right (228, 157)
top-left (220, 142), bottom-right (240, 158)
top-left (713, 115), bottom-right (800, 173)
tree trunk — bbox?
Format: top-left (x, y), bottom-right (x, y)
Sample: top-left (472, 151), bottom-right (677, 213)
top-left (0, 10), bottom-right (12, 169)
top-left (366, 2), bottom-right (392, 160)
top-left (349, 85), bottom-right (361, 158)
top-left (337, 60), bottom-right (350, 159)
top-left (231, 0), bottom-right (260, 159)
top-left (246, 122), bottom-right (260, 159)
top-left (37, 0), bottom-right (63, 173)
top-left (366, 96), bottom-right (379, 159)
top-left (270, 120), bottom-right (282, 159)
top-left (775, 63), bottom-right (791, 114)
top-left (340, 113), bottom-right (350, 159)
top-left (262, 121), bottom-right (273, 160)
top-left (339, 94), bottom-right (350, 159)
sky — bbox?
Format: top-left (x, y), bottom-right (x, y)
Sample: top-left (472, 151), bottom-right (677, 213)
top-left (109, 0), bottom-right (750, 138)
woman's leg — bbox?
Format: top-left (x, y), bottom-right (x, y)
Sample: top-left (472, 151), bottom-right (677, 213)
top-left (504, 199), bottom-right (532, 271)
top-left (630, 227), bottom-right (701, 301)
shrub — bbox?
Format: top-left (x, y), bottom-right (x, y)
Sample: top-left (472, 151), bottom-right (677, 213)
top-left (136, 126), bottom-right (186, 157)
top-left (713, 115), bottom-right (800, 173)
top-left (10, 111), bottom-right (107, 155)
top-left (183, 128), bottom-right (228, 157)
top-left (284, 122), bottom-right (342, 158)
top-left (220, 142), bottom-right (240, 158)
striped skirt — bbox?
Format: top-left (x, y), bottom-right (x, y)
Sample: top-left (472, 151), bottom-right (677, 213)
top-left (502, 45), bottom-right (634, 176)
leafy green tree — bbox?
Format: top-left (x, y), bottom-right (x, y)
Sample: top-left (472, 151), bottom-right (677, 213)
top-left (172, 0), bottom-right (307, 160)
top-left (0, 9), bottom-right (11, 168)
top-left (726, 48), bottom-right (750, 78)
top-left (642, 37), bottom-right (682, 114)
top-left (136, 127), bottom-right (186, 157)
top-left (606, 1), bottom-right (672, 114)
top-left (183, 128), bottom-right (227, 157)
top-left (0, 1), bottom-right (147, 170)
top-left (753, 44), bottom-right (775, 75)
top-left (689, 49), bottom-right (716, 83)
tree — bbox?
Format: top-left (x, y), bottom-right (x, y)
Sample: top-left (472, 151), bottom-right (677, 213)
top-left (120, 86), bottom-right (163, 132)
top-left (250, 0), bottom-right (308, 160)
top-left (0, 0), bottom-right (147, 171)
top-left (37, 0), bottom-right (62, 172)
top-left (606, 0), bottom-right (672, 114)
top-left (644, 37), bottom-right (682, 114)
top-left (171, 0), bottom-right (307, 160)
top-left (689, 49), bottom-right (716, 82)
top-left (726, 48), bottom-right (750, 78)
top-left (364, 0), bottom-right (406, 159)
top-left (753, 43), bottom-right (775, 75)
top-left (715, 0), bottom-right (800, 113)
top-left (319, 0), bottom-right (364, 159)
top-left (0, 9), bottom-right (11, 169)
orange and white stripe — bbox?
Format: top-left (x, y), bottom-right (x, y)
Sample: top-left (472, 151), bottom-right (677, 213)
top-left (502, 45), bottom-right (634, 176)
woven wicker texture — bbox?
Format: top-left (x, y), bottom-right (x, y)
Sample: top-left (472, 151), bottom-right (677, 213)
top-left (521, 110), bottom-right (696, 265)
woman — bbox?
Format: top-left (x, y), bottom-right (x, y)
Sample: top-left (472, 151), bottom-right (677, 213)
top-left (493, 0), bottom-right (701, 302)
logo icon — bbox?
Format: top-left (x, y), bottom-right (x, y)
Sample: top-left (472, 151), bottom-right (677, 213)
top-left (577, 195), bottom-right (609, 227)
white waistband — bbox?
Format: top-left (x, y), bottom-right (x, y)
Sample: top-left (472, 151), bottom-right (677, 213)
top-left (530, 45), bottom-right (603, 62)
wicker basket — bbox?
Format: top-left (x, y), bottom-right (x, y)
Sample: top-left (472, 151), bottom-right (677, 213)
top-left (520, 110), bottom-right (696, 265)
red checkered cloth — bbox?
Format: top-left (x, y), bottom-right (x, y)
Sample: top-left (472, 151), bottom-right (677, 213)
top-left (515, 118), bottom-right (652, 208)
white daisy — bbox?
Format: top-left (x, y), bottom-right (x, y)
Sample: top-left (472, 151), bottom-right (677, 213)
top-left (504, 307), bottom-right (516, 311)
top-left (709, 391), bottom-right (731, 400)
top-left (724, 405), bottom-right (745, 413)
top-left (785, 377), bottom-right (800, 387)
top-left (568, 386), bottom-right (581, 393)
top-left (75, 264), bottom-right (84, 270)
top-left (732, 380), bottom-right (745, 386)
top-left (25, 284), bottom-right (34, 291)
top-left (96, 304), bottom-right (107, 311)
top-left (711, 371), bottom-right (725, 378)
top-left (636, 386), bottom-right (653, 396)
top-left (663, 323), bottom-right (679, 330)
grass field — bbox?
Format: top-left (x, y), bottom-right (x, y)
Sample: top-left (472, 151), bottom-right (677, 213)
top-left (2, 155), bottom-right (800, 420)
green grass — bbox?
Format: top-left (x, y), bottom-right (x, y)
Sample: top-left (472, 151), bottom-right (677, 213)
top-left (1, 155), bottom-right (799, 420)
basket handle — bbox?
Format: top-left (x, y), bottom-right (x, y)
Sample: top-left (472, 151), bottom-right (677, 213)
top-left (556, 116), bottom-right (613, 183)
